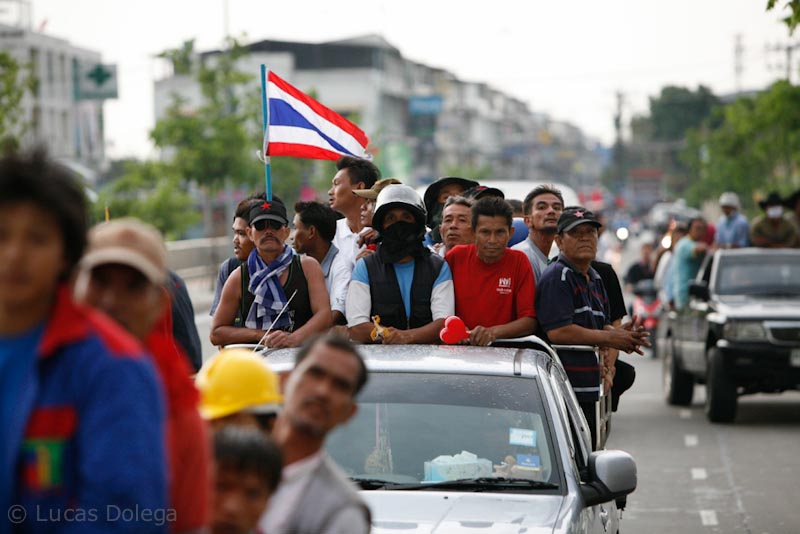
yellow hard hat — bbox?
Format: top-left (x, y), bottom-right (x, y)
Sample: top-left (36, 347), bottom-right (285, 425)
top-left (195, 348), bottom-right (283, 420)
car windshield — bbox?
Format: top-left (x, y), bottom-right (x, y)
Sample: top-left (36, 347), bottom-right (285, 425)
top-left (325, 372), bottom-right (561, 492)
top-left (716, 255), bottom-right (800, 296)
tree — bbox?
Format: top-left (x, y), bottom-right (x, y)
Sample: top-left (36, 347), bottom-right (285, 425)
top-left (151, 38), bottom-right (316, 205)
top-left (767, 0), bottom-right (800, 34)
top-left (94, 160), bottom-right (199, 240)
top-left (156, 39), bottom-right (196, 76)
top-left (0, 51), bottom-right (34, 151)
top-left (648, 86), bottom-right (721, 142)
top-left (682, 81), bottom-right (800, 210)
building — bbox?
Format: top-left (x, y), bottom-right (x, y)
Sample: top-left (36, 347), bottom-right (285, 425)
top-left (0, 12), bottom-right (106, 173)
top-left (154, 33), bottom-right (603, 191)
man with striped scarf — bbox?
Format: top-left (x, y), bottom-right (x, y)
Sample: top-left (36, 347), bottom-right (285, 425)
top-left (210, 196), bottom-right (331, 348)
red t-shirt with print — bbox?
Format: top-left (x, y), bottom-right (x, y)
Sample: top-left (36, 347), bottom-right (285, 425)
top-left (445, 244), bottom-right (536, 330)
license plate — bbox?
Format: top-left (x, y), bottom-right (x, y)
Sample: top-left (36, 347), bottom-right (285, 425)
top-left (791, 349), bottom-right (800, 367)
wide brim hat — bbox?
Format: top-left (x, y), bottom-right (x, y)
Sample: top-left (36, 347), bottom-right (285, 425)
top-left (423, 176), bottom-right (479, 225)
top-left (784, 189), bottom-right (800, 210)
top-left (758, 191), bottom-right (784, 210)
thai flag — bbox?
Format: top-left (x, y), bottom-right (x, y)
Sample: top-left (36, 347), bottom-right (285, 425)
top-left (265, 71), bottom-right (371, 161)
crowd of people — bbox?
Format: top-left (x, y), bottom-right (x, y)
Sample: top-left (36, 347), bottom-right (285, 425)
top-left (629, 190), bottom-right (800, 313)
top-left (1, 148), bottom-right (656, 533)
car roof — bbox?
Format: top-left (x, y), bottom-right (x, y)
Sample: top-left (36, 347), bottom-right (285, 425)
top-left (715, 248), bottom-right (800, 259)
top-left (262, 344), bottom-right (555, 378)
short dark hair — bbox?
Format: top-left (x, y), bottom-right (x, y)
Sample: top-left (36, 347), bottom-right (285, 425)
top-left (471, 196), bottom-right (513, 229)
top-left (442, 195), bottom-right (473, 211)
top-left (295, 334), bottom-right (368, 396)
top-left (522, 185), bottom-right (564, 215)
top-left (336, 156), bottom-right (380, 190)
top-left (294, 201), bottom-right (338, 243)
top-left (0, 148), bottom-right (88, 280)
top-left (213, 426), bottom-right (283, 492)
top-left (234, 194), bottom-right (266, 222)
top-left (687, 216), bottom-right (706, 231)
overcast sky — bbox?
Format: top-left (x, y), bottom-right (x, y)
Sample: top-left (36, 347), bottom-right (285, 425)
top-left (18, 0), bottom-right (793, 158)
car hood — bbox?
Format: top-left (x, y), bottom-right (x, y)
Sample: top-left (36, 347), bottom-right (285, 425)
top-left (715, 295), bottom-right (800, 319)
top-left (363, 491), bottom-right (563, 534)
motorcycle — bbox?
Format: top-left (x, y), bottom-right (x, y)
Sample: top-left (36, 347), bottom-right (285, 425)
top-left (632, 279), bottom-right (660, 357)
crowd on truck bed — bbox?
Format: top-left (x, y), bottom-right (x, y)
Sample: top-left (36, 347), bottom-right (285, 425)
top-left (3, 148), bottom-right (692, 534)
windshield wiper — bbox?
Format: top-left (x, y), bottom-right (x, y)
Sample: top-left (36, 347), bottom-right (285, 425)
top-left (384, 477), bottom-right (559, 492)
top-left (350, 476), bottom-right (400, 490)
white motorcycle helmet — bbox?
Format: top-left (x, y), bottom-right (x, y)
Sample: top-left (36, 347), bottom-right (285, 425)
top-left (372, 184), bottom-right (427, 232)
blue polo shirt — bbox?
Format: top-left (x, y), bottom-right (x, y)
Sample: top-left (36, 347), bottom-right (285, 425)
top-left (535, 255), bottom-right (610, 402)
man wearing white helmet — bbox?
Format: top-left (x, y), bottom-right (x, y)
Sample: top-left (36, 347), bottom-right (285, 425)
top-left (715, 192), bottom-right (749, 249)
top-left (346, 184), bottom-right (455, 344)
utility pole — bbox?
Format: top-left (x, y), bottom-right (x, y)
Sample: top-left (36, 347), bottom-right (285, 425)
top-left (612, 91), bottom-right (625, 193)
top-left (734, 34), bottom-right (744, 93)
top-left (766, 40), bottom-right (800, 83)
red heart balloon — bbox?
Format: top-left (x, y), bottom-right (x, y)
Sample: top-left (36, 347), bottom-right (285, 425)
top-left (440, 316), bottom-right (468, 344)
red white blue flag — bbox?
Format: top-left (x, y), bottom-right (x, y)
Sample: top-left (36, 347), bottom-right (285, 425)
top-left (264, 71), bottom-right (371, 161)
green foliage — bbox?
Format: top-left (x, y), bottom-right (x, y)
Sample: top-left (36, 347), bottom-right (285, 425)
top-left (682, 81), bottom-right (800, 209)
top-left (648, 85), bottom-right (721, 141)
top-left (767, 0), bottom-right (800, 34)
top-left (0, 51), bottom-right (34, 150)
top-left (94, 160), bottom-right (199, 240)
top-left (156, 39), bottom-right (196, 75)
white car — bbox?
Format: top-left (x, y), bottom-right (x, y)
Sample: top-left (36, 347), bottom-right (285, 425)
top-left (264, 341), bottom-right (637, 533)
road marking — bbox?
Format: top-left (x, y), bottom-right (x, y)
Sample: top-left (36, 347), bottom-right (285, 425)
top-left (684, 434), bottom-right (699, 447)
top-left (679, 409), bottom-right (692, 419)
top-left (699, 510), bottom-right (718, 526)
top-left (691, 468), bottom-right (707, 480)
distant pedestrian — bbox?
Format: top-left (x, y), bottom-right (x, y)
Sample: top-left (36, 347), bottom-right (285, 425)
top-left (672, 217), bottom-right (708, 311)
top-left (750, 192), bottom-right (798, 248)
top-left (329, 156), bottom-right (380, 269)
top-left (259, 335), bottom-right (371, 534)
top-left (715, 192), bottom-right (749, 249)
top-left (169, 270), bottom-right (203, 371)
top-left (0, 149), bottom-right (167, 533)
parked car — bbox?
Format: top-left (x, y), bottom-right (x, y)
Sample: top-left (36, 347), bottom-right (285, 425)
top-left (662, 248), bottom-right (800, 422)
top-left (263, 342), bottom-right (637, 533)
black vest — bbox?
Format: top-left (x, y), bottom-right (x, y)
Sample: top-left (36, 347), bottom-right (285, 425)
top-left (364, 250), bottom-right (444, 330)
top-left (238, 256), bottom-right (311, 332)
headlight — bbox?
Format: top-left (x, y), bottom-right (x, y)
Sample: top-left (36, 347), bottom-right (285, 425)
top-left (723, 321), bottom-right (767, 341)
top-left (616, 227), bottom-right (629, 241)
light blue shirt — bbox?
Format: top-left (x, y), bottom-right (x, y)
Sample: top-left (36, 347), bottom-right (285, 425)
top-left (715, 212), bottom-right (749, 248)
top-left (672, 237), bottom-right (705, 310)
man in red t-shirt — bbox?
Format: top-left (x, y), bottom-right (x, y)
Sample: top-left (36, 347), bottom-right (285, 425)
top-left (445, 197), bottom-right (537, 345)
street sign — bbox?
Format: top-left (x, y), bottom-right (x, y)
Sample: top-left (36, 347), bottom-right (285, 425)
top-left (75, 62), bottom-right (117, 100)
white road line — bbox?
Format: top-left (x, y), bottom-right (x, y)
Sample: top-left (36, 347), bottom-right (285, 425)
top-left (679, 409), bottom-right (692, 419)
top-left (684, 434), bottom-right (699, 447)
top-left (691, 468), bottom-right (707, 480)
top-left (700, 509), bottom-right (718, 526)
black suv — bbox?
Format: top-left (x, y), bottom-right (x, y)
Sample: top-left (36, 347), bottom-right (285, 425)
top-left (661, 248), bottom-right (800, 422)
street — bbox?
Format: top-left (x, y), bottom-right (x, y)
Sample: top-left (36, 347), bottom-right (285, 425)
top-left (192, 236), bottom-right (800, 533)
top-left (609, 352), bottom-right (800, 533)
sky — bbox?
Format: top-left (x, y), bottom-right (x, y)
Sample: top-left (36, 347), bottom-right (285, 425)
top-left (12, 0), bottom-right (794, 158)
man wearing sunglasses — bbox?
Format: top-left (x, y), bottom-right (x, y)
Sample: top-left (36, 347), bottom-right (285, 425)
top-left (211, 197), bottom-right (332, 348)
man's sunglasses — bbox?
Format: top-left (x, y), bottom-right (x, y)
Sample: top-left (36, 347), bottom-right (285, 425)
top-left (252, 219), bottom-right (285, 231)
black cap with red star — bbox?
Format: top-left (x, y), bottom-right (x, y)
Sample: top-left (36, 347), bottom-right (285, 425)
top-left (249, 196), bottom-right (288, 227)
top-left (557, 206), bottom-right (602, 234)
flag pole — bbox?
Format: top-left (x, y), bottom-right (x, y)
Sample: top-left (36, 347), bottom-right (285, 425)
top-left (260, 64), bottom-right (272, 201)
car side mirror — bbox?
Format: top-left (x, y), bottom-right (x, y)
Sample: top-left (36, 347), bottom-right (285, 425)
top-left (580, 450), bottom-right (637, 507)
top-left (689, 280), bottom-right (710, 301)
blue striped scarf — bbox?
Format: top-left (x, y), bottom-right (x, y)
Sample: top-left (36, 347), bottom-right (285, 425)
top-left (245, 245), bottom-right (295, 330)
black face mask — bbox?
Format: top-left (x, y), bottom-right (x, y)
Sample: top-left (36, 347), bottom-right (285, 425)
top-left (378, 221), bottom-right (426, 263)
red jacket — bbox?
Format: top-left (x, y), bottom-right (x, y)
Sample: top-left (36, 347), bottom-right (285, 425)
top-left (146, 292), bottom-right (210, 533)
